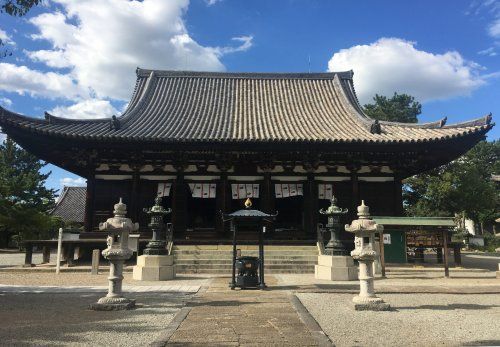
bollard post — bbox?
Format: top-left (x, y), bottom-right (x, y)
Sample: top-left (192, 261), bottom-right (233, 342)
top-left (91, 249), bottom-right (100, 275)
top-left (56, 228), bottom-right (63, 274)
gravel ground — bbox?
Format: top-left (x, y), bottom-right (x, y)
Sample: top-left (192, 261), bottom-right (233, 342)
top-left (0, 271), bottom-right (212, 287)
top-left (0, 291), bottom-right (193, 346)
top-left (297, 292), bottom-right (500, 347)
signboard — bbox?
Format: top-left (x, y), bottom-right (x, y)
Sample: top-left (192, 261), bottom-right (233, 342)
top-left (383, 234), bottom-right (391, 244)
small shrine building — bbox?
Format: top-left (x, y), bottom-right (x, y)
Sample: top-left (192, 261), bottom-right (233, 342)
top-left (0, 69), bottom-right (493, 243)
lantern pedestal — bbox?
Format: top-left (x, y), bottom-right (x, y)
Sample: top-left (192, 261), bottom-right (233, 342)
top-left (314, 255), bottom-right (357, 281)
top-left (133, 255), bottom-right (175, 281)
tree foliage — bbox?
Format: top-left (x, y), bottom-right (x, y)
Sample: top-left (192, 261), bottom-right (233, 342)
top-left (1, 0), bottom-right (41, 16)
top-left (1, 0), bottom-right (42, 58)
top-left (364, 93), bottom-right (421, 123)
top-left (404, 140), bottom-right (500, 229)
top-left (0, 137), bottom-right (58, 247)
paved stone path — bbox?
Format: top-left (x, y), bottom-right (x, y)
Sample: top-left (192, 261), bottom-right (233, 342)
top-left (0, 284), bottom-right (200, 294)
top-left (161, 276), bottom-right (329, 346)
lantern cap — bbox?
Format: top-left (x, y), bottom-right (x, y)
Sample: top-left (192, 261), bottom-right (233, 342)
top-left (357, 200), bottom-right (370, 219)
top-left (113, 198), bottom-right (127, 217)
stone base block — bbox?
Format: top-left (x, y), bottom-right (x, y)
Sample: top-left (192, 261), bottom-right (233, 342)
top-left (496, 271), bottom-right (500, 279)
top-left (133, 255), bottom-right (175, 281)
top-left (315, 255), bottom-right (357, 281)
top-left (352, 296), bottom-right (391, 311)
top-left (89, 297), bottom-right (135, 311)
top-left (317, 255), bottom-right (354, 267)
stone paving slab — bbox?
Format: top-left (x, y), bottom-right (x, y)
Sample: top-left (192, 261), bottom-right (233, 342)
top-left (163, 276), bottom-right (329, 346)
top-left (0, 284), bottom-right (200, 294)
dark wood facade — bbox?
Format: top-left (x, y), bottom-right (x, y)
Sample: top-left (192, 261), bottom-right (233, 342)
top-left (0, 69), bottom-right (493, 243)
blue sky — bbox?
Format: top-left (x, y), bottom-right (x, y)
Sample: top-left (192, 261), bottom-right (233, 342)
top-left (0, 0), bottom-right (499, 193)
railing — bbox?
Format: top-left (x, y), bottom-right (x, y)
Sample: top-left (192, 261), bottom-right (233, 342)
top-left (317, 224), bottom-right (326, 255)
top-left (166, 223), bottom-right (174, 255)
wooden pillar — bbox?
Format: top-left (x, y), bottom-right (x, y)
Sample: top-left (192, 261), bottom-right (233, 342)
top-left (351, 167), bottom-right (360, 220)
top-left (379, 232), bottom-right (386, 277)
top-left (453, 244), bottom-right (462, 266)
top-left (442, 230), bottom-right (450, 278)
top-left (23, 242), bottom-right (33, 267)
top-left (393, 174), bottom-right (404, 216)
top-left (305, 173), bottom-right (317, 237)
top-left (216, 172), bottom-right (229, 237)
top-left (130, 168), bottom-right (140, 222)
top-left (42, 246), bottom-right (51, 264)
top-left (172, 172), bottom-right (187, 236)
top-left (84, 176), bottom-right (95, 232)
top-left (261, 172), bottom-right (275, 235)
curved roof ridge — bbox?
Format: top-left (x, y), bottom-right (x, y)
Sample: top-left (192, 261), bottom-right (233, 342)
top-left (0, 106), bottom-right (46, 124)
top-left (43, 112), bottom-right (110, 124)
top-left (442, 113), bottom-right (493, 128)
top-left (136, 67), bottom-right (354, 80)
top-left (117, 70), bottom-right (157, 124)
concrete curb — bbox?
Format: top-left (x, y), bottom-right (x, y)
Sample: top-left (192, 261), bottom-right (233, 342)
top-left (289, 293), bottom-right (333, 347)
top-left (149, 306), bottom-right (192, 347)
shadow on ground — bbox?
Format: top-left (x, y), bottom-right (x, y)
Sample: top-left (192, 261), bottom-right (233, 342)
top-left (0, 292), bottom-right (192, 346)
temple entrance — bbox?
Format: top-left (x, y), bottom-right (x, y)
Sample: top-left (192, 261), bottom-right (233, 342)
top-left (274, 183), bottom-right (305, 239)
top-left (230, 183), bottom-right (261, 240)
top-left (185, 182), bottom-right (217, 237)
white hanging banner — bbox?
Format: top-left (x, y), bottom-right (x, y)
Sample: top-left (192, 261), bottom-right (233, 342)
top-left (231, 184), bottom-right (260, 199)
top-left (189, 183), bottom-right (217, 198)
top-left (275, 184), bottom-right (303, 198)
top-left (318, 183), bottom-right (333, 200)
top-left (157, 183), bottom-right (172, 197)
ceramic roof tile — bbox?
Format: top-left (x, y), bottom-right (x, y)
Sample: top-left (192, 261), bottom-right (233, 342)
top-left (0, 69), bottom-right (493, 144)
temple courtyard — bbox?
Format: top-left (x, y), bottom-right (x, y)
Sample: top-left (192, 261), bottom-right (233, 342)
top-left (0, 263), bottom-right (499, 346)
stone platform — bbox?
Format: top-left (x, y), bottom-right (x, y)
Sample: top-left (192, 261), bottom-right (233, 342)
top-left (314, 255), bottom-right (357, 281)
top-left (133, 255), bottom-right (175, 281)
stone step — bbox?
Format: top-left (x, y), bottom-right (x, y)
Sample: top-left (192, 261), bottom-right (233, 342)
top-left (173, 251), bottom-right (318, 256)
top-left (174, 254), bottom-right (318, 260)
top-left (175, 265), bottom-right (315, 274)
top-left (173, 245), bottom-right (317, 251)
top-left (175, 259), bottom-right (316, 265)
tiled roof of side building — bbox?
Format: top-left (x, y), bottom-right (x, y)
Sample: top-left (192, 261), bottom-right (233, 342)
top-left (50, 186), bottom-right (86, 224)
top-left (0, 69), bottom-right (494, 144)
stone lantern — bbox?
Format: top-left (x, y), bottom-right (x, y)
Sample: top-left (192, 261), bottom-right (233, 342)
top-left (90, 198), bottom-right (138, 310)
top-left (345, 201), bottom-right (390, 311)
top-left (143, 196), bottom-right (172, 255)
top-left (133, 196), bottom-right (175, 281)
top-left (315, 196), bottom-right (357, 281)
top-left (320, 195), bottom-right (349, 255)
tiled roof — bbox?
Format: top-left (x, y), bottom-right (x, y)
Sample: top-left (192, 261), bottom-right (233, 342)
top-left (0, 69), bottom-right (494, 144)
top-left (51, 186), bottom-right (86, 223)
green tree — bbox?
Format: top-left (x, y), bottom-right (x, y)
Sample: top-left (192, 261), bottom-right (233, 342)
top-left (404, 140), bottom-right (500, 233)
top-left (364, 93), bottom-right (421, 123)
top-left (0, 137), bottom-right (58, 247)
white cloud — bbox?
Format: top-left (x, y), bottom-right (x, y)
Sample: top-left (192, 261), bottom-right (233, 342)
top-left (0, 63), bottom-right (88, 100)
top-left (205, 0), bottom-right (222, 5)
top-left (327, 38), bottom-right (485, 104)
top-left (213, 36), bottom-right (254, 56)
top-left (489, 18), bottom-right (500, 38)
top-left (50, 99), bottom-right (118, 119)
top-left (0, 97), bottom-right (12, 107)
top-left (0, 28), bottom-right (14, 45)
top-left (478, 47), bottom-right (498, 56)
top-left (26, 0), bottom-right (230, 101)
top-left (60, 177), bottom-right (86, 187)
